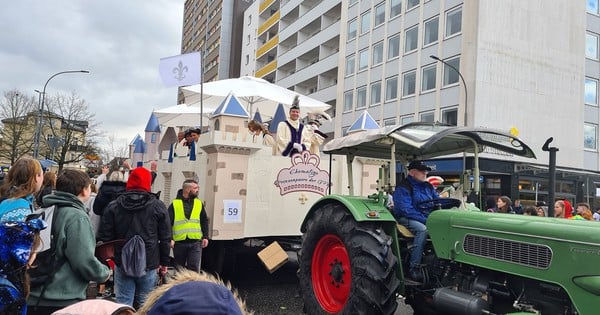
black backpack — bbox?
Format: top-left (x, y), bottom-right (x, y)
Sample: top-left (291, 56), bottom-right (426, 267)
top-left (120, 213), bottom-right (147, 277)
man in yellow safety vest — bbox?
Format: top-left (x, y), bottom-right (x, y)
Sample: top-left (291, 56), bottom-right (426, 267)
top-left (168, 179), bottom-right (209, 272)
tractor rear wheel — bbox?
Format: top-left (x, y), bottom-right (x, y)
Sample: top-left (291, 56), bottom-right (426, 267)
top-left (298, 203), bottom-right (400, 315)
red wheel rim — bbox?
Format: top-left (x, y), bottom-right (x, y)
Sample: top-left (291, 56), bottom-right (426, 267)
top-left (311, 234), bottom-right (351, 313)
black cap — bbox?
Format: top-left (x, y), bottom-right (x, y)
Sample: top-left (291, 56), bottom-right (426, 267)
top-left (407, 160), bottom-right (431, 171)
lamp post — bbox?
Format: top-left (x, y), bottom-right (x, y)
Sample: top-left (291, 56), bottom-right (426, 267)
top-left (430, 55), bottom-right (477, 204)
top-left (33, 70), bottom-right (90, 159)
top-left (430, 55), bottom-right (467, 127)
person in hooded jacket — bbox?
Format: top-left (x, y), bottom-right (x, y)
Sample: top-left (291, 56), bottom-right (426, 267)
top-left (27, 170), bottom-right (110, 314)
top-left (97, 167), bottom-right (171, 308)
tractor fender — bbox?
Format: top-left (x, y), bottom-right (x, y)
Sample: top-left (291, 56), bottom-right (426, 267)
top-left (301, 195), bottom-right (397, 233)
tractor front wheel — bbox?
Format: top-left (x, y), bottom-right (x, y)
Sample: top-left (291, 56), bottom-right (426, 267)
top-left (298, 203), bottom-right (400, 315)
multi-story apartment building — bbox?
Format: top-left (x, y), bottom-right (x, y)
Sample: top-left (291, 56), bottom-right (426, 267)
top-left (184, 0), bottom-right (600, 207)
top-left (181, 0), bottom-right (252, 82)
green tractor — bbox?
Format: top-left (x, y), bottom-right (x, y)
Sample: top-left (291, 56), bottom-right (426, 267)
top-left (299, 123), bottom-right (598, 315)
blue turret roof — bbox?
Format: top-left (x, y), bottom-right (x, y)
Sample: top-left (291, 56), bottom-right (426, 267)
top-left (269, 103), bottom-right (287, 133)
top-left (130, 134), bottom-right (146, 153)
top-left (145, 113), bottom-right (161, 132)
top-left (252, 110), bottom-right (263, 123)
top-left (348, 111), bottom-right (380, 133)
top-left (129, 134), bottom-right (142, 146)
top-left (212, 92), bottom-right (249, 118)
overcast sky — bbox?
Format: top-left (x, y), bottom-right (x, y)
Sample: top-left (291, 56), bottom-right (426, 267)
top-left (0, 1), bottom-right (184, 151)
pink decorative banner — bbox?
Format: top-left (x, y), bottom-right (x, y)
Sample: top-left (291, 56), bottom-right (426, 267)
top-left (274, 151), bottom-right (329, 196)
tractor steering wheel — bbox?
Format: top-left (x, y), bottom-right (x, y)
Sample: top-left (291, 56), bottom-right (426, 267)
top-left (416, 198), bottom-right (462, 211)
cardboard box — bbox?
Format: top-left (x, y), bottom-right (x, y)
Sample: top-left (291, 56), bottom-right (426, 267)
top-left (257, 241), bottom-right (289, 273)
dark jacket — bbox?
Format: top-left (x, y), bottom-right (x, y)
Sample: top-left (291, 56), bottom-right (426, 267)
top-left (98, 191), bottom-right (172, 269)
top-left (28, 192), bottom-right (110, 308)
top-left (35, 184), bottom-right (53, 207)
top-left (93, 181), bottom-right (126, 215)
top-left (392, 176), bottom-right (439, 224)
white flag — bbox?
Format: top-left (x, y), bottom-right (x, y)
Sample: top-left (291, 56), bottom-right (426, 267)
top-left (159, 52), bottom-right (202, 87)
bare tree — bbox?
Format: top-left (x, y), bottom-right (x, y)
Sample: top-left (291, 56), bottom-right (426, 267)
top-left (43, 92), bottom-right (102, 170)
top-left (101, 134), bottom-right (130, 164)
top-left (0, 90), bottom-right (37, 164)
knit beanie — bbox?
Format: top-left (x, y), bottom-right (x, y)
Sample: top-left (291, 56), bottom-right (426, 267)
top-left (147, 281), bottom-right (243, 315)
top-left (126, 167), bottom-right (152, 192)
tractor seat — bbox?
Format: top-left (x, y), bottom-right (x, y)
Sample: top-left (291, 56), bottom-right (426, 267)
top-left (396, 224), bottom-right (414, 238)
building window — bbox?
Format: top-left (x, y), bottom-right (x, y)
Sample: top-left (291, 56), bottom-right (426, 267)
top-left (358, 49), bottom-right (369, 71)
top-left (388, 34), bottom-right (400, 60)
top-left (349, 0), bottom-right (358, 6)
top-left (247, 34), bottom-right (250, 45)
top-left (384, 118), bottom-right (396, 126)
top-left (344, 91), bottom-right (354, 112)
top-left (361, 11), bottom-right (371, 35)
top-left (372, 41), bottom-right (384, 65)
top-left (375, 3), bottom-right (386, 26)
top-left (587, 0), bottom-right (599, 15)
top-left (402, 70), bottom-right (417, 96)
top-left (407, 0), bottom-right (419, 11)
top-left (423, 16), bottom-right (439, 46)
top-left (390, 0), bottom-right (402, 18)
top-left (584, 124), bottom-right (597, 150)
top-left (385, 76), bottom-right (399, 101)
top-left (401, 115), bottom-right (414, 125)
top-left (446, 7), bottom-right (462, 38)
top-left (421, 64), bottom-right (436, 92)
top-left (371, 81), bottom-right (382, 105)
top-left (585, 77), bottom-right (598, 106)
top-left (586, 33), bottom-right (599, 60)
top-left (245, 55), bottom-right (249, 65)
top-left (248, 14), bottom-right (252, 25)
top-left (348, 19), bottom-right (357, 41)
top-left (356, 86), bottom-right (367, 109)
top-left (442, 56), bottom-right (460, 86)
top-left (442, 108), bottom-right (458, 126)
top-left (404, 25), bottom-right (418, 53)
top-left (345, 54), bottom-right (356, 76)
top-left (420, 112), bottom-right (435, 122)
top-left (151, 133), bottom-right (157, 143)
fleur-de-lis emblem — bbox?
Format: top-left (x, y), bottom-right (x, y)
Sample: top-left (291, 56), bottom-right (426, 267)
top-left (172, 61), bottom-right (188, 82)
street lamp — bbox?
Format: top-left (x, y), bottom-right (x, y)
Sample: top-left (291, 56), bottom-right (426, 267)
top-left (430, 55), bottom-right (467, 127)
top-left (33, 70), bottom-right (90, 159)
top-left (430, 55), bottom-right (477, 204)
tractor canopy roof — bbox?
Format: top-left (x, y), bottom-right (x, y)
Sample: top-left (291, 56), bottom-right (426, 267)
top-left (323, 122), bottom-right (536, 160)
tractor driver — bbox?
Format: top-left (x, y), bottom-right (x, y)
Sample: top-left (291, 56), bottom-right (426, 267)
top-left (392, 160), bottom-right (438, 282)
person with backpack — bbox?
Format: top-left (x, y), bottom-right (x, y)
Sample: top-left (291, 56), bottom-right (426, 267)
top-left (392, 160), bottom-right (439, 282)
top-left (0, 158), bottom-right (44, 222)
top-left (168, 179), bottom-right (209, 272)
top-left (98, 167), bottom-right (171, 308)
top-left (27, 170), bottom-right (111, 314)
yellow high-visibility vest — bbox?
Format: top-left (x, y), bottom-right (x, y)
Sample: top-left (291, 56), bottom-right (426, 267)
top-left (172, 199), bottom-right (203, 241)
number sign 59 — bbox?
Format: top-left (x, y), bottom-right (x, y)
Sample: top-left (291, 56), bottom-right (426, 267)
top-left (223, 200), bottom-right (242, 223)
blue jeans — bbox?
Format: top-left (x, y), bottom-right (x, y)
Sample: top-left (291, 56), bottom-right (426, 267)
top-left (398, 217), bottom-right (427, 270)
top-left (173, 240), bottom-right (203, 272)
top-left (114, 266), bottom-right (157, 307)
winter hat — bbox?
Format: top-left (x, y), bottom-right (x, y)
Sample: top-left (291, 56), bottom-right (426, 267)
top-left (126, 167), bottom-right (152, 192)
top-left (147, 281), bottom-right (243, 315)
top-left (0, 218), bottom-right (47, 274)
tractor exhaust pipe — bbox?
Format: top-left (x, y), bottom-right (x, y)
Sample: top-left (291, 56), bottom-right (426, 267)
top-left (433, 287), bottom-right (489, 315)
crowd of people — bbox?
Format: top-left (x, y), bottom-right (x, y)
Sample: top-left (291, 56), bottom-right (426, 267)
top-left (0, 157), bottom-right (252, 315)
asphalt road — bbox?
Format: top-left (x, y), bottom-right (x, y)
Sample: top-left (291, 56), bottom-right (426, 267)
top-left (229, 253), bottom-right (414, 315)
